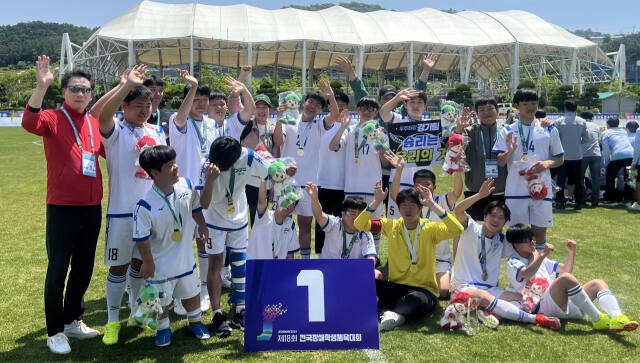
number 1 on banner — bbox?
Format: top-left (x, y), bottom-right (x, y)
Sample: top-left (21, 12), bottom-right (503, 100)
top-left (297, 270), bottom-right (325, 322)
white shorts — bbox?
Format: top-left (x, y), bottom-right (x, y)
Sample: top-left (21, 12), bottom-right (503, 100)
top-left (205, 226), bottom-right (248, 255)
top-left (505, 198), bottom-right (554, 228)
top-left (538, 288), bottom-right (584, 319)
top-left (435, 240), bottom-right (452, 274)
top-left (293, 189), bottom-right (313, 217)
top-left (453, 283), bottom-right (505, 300)
top-left (152, 271), bottom-right (200, 307)
top-left (104, 216), bottom-right (140, 266)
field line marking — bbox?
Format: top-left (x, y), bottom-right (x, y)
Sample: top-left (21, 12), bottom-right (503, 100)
top-left (364, 348), bottom-right (387, 363)
top-left (32, 141), bottom-right (42, 146)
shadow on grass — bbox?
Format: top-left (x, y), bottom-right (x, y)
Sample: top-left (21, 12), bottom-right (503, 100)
top-left (0, 297), bottom-right (261, 362)
top-left (556, 319), bottom-right (638, 347)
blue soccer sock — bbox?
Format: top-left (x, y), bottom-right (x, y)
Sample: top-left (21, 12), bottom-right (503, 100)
top-left (229, 248), bottom-right (247, 306)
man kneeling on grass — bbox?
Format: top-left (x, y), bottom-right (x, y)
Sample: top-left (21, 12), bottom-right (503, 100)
top-left (354, 180), bottom-right (463, 331)
top-left (505, 224), bottom-right (638, 332)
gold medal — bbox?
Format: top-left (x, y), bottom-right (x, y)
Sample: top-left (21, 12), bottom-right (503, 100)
top-left (171, 229), bottom-right (182, 242)
top-left (297, 148), bottom-right (304, 157)
top-left (226, 204), bottom-right (235, 215)
top-left (354, 157), bottom-right (360, 165)
top-left (482, 272), bottom-right (488, 281)
top-left (410, 264), bottom-right (418, 273)
top-left (521, 153), bottom-right (528, 162)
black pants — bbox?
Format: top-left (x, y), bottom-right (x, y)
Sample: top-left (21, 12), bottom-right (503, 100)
top-left (555, 159), bottom-right (584, 206)
top-left (314, 188), bottom-right (344, 254)
top-left (246, 185), bottom-right (260, 228)
top-left (376, 280), bottom-right (437, 321)
top-left (45, 204), bottom-right (101, 336)
top-left (605, 158), bottom-right (632, 202)
top-left (463, 192), bottom-right (505, 222)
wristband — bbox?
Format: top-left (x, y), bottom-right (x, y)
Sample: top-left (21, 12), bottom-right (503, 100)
top-left (28, 105), bottom-right (41, 113)
top-left (366, 205), bottom-right (377, 213)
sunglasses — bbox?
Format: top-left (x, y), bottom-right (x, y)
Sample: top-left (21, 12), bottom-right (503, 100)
top-left (67, 85), bottom-right (92, 95)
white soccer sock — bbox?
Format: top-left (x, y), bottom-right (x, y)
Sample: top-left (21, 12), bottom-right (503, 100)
top-left (487, 297), bottom-right (536, 324)
top-left (198, 250), bottom-right (208, 294)
top-left (157, 317), bottom-right (170, 331)
top-left (128, 265), bottom-right (144, 313)
top-left (300, 248), bottom-right (311, 259)
top-left (567, 284), bottom-right (601, 321)
top-left (106, 271), bottom-right (127, 322)
top-left (597, 289), bottom-right (622, 318)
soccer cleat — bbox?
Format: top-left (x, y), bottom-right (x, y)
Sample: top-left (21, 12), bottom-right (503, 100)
top-left (102, 321), bottom-right (121, 345)
top-left (155, 328), bottom-right (172, 347)
top-left (47, 333), bottom-right (71, 354)
top-left (173, 299), bottom-right (187, 316)
top-left (535, 314), bottom-right (561, 329)
top-left (211, 311), bottom-right (232, 338)
top-left (478, 310), bottom-right (500, 329)
top-left (200, 292), bottom-right (211, 312)
top-left (380, 311), bottom-right (406, 331)
top-left (628, 202), bottom-right (640, 211)
top-left (609, 314), bottom-right (639, 333)
top-left (591, 312), bottom-right (611, 330)
top-left (63, 320), bottom-right (99, 339)
top-left (220, 268), bottom-right (232, 289)
top-left (230, 309), bottom-right (245, 331)
top-left (188, 321), bottom-right (211, 340)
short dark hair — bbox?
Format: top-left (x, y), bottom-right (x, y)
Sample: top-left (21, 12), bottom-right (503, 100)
top-left (341, 196), bottom-right (367, 213)
top-left (396, 188), bottom-right (421, 207)
top-left (61, 69), bottom-right (93, 89)
top-left (139, 145), bottom-right (176, 179)
top-left (356, 96), bottom-right (380, 111)
top-left (580, 110), bottom-right (594, 120)
top-left (208, 136), bottom-right (241, 171)
top-left (564, 99), bottom-right (578, 112)
top-left (409, 90), bottom-right (428, 104)
top-left (483, 200), bottom-right (511, 222)
top-left (535, 109), bottom-right (547, 119)
top-left (626, 120), bottom-right (639, 133)
top-left (209, 90), bottom-right (228, 103)
top-left (607, 116), bottom-right (620, 128)
top-left (143, 75), bottom-right (165, 88)
top-left (474, 97), bottom-right (498, 112)
top-left (304, 92), bottom-right (328, 109)
top-left (413, 169), bottom-right (436, 186)
top-left (513, 89), bottom-right (538, 105)
top-left (334, 91), bottom-right (350, 106)
top-left (183, 81), bottom-right (210, 98)
top-left (124, 85), bottom-right (154, 103)
top-left (506, 223), bottom-right (535, 244)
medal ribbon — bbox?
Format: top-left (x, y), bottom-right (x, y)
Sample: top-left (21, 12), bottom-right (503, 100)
top-left (152, 184), bottom-right (180, 229)
top-left (480, 234), bottom-right (488, 278)
top-left (353, 125), bottom-right (366, 159)
top-left (402, 224), bottom-right (419, 266)
top-left (225, 167), bottom-right (236, 207)
top-left (517, 121), bottom-right (533, 156)
top-left (191, 117), bottom-right (208, 153)
top-left (61, 106), bottom-right (94, 153)
top-left (341, 220), bottom-right (360, 259)
top-left (296, 120), bottom-right (313, 152)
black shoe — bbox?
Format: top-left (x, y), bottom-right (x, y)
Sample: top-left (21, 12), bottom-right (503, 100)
top-left (230, 309), bottom-right (245, 331)
top-left (211, 311), bottom-right (232, 338)
top-left (554, 202), bottom-right (565, 210)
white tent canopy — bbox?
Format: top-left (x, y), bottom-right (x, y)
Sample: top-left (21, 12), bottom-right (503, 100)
top-left (66, 1), bottom-right (617, 91)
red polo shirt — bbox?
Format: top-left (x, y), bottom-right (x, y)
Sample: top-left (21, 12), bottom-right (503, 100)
top-left (22, 102), bottom-right (103, 206)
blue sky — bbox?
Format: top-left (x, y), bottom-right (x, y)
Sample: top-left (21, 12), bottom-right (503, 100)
top-left (1, 0), bottom-right (638, 34)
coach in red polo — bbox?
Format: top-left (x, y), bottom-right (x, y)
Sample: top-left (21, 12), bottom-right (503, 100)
top-left (22, 55), bottom-right (102, 354)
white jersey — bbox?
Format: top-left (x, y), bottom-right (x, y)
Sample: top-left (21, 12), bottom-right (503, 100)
top-left (317, 123), bottom-right (346, 190)
top-left (506, 255), bottom-right (560, 293)
top-left (451, 218), bottom-right (515, 288)
top-left (247, 208), bottom-right (299, 260)
top-left (169, 114), bottom-right (216, 183)
top-left (132, 178), bottom-right (200, 279)
top-left (196, 148), bottom-right (269, 230)
top-left (281, 116), bottom-right (327, 187)
top-left (209, 112), bottom-right (247, 142)
top-left (492, 120), bottom-right (564, 199)
top-left (103, 119), bottom-right (166, 217)
top-left (319, 215), bottom-right (377, 259)
top-left (339, 122), bottom-right (386, 195)
top-left (388, 112), bottom-right (432, 189)
top-left (422, 193), bottom-right (455, 270)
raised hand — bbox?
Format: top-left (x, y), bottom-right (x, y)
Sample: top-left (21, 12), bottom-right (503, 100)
top-left (542, 243), bottom-right (555, 257)
top-left (478, 178), bottom-right (495, 198)
top-left (276, 103), bottom-right (287, 118)
top-left (383, 150), bottom-right (405, 170)
top-left (317, 79), bottom-right (334, 98)
top-left (456, 107), bottom-right (473, 133)
top-left (397, 88), bottom-right (420, 102)
top-left (305, 182), bottom-right (318, 198)
top-left (416, 184), bottom-right (434, 207)
top-left (178, 69), bottom-right (198, 87)
top-left (120, 69), bottom-right (131, 86)
top-left (225, 76), bottom-right (246, 94)
top-left (35, 55), bottom-right (59, 87)
top-left (422, 53), bottom-right (438, 70)
top-left (126, 64), bottom-right (147, 87)
top-left (538, 117), bottom-right (553, 128)
top-left (506, 131), bottom-right (518, 153)
top-left (565, 239), bottom-right (577, 253)
top-left (205, 163), bottom-right (221, 181)
top-left (373, 179), bottom-right (388, 203)
top-left (334, 55), bottom-right (356, 79)
top-left (337, 110), bottom-right (350, 128)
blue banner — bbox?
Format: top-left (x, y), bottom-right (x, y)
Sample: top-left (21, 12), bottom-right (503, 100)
top-left (244, 259), bottom-right (379, 352)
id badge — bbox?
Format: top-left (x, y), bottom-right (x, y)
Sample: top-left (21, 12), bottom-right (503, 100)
top-left (485, 160), bottom-right (498, 179)
top-left (82, 151), bottom-right (97, 178)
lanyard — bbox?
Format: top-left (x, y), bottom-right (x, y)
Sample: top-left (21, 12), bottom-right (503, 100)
top-left (297, 121), bottom-right (313, 151)
top-left (191, 117), bottom-right (208, 153)
top-left (225, 167), bottom-right (236, 206)
top-left (152, 184), bottom-right (180, 228)
top-left (259, 122), bottom-right (270, 150)
top-left (215, 120), bottom-right (228, 137)
top-left (61, 106), bottom-right (94, 153)
top-left (479, 126), bottom-right (496, 159)
top-left (341, 221), bottom-right (359, 259)
top-left (480, 234), bottom-right (488, 277)
top-left (402, 224), bottom-right (419, 265)
top-left (517, 121), bottom-right (533, 155)
top-left (353, 125), bottom-right (366, 158)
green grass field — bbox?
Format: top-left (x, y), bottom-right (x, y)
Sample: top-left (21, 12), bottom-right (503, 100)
top-left (1, 126), bottom-right (639, 362)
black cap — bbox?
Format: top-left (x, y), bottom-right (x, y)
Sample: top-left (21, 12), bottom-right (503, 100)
top-left (378, 85), bottom-right (397, 100)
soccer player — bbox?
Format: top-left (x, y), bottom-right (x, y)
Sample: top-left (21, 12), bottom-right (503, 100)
top-left (505, 224), bottom-right (638, 332)
top-left (143, 75), bottom-right (170, 144)
top-left (386, 153), bottom-right (462, 299)
top-left (133, 145), bottom-right (211, 347)
top-left (95, 65), bottom-right (167, 345)
top-left (354, 180), bottom-right (463, 331)
top-left (197, 137), bottom-right (271, 336)
top-left (492, 89), bottom-right (564, 253)
top-left (273, 80), bottom-right (339, 259)
top-left (305, 183), bottom-right (380, 272)
top-left (450, 179), bottom-right (561, 330)
top-left (247, 180), bottom-right (299, 260)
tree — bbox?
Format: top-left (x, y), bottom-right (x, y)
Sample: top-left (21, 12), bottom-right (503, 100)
top-left (517, 79), bottom-right (535, 90)
top-left (277, 74), bottom-right (302, 94)
top-left (446, 83), bottom-right (473, 107)
top-left (551, 85), bottom-right (575, 110)
top-left (579, 84), bottom-right (601, 110)
top-left (536, 75), bottom-right (560, 107)
top-left (255, 76), bottom-right (277, 106)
